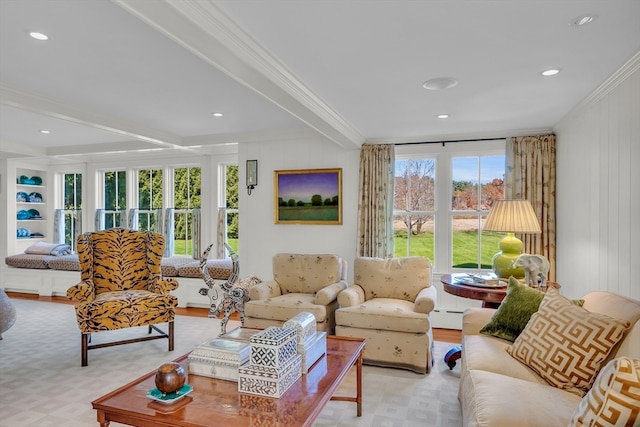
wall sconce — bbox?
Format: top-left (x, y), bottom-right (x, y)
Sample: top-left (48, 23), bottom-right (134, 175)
top-left (246, 160), bottom-right (258, 195)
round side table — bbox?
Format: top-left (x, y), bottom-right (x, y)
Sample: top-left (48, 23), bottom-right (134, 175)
top-left (440, 274), bottom-right (558, 369)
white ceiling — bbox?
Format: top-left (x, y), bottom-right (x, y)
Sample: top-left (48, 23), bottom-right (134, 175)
top-left (1, 0), bottom-right (639, 161)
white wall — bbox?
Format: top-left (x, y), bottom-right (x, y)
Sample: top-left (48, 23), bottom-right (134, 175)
top-left (238, 134), bottom-right (360, 283)
top-left (554, 52), bottom-right (639, 300)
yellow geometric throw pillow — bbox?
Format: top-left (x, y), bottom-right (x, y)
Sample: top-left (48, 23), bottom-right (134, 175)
top-left (569, 357), bottom-right (640, 427)
top-left (507, 287), bottom-right (630, 396)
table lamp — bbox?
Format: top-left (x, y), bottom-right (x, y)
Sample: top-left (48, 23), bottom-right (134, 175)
top-left (483, 199), bottom-right (541, 278)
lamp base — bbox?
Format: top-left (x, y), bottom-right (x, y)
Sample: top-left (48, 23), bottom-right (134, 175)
top-left (492, 232), bottom-right (525, 279)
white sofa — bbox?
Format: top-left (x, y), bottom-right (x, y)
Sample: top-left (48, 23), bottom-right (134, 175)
top-left (459, 290), bottom-right (640, 427)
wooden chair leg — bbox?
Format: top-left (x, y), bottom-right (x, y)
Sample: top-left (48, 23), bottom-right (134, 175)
top-left (81, 333), bottom-right (89, 367)
top-left (168, 321), bottom-right (174, 351)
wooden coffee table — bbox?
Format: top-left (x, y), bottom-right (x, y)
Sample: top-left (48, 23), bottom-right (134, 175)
top-left (92, 334), bottom-right (365, 427)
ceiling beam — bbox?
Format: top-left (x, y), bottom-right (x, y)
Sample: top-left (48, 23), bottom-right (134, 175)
top-left (0, 84), bottom-right (186, 150)
top-left (114, 0), bottom-right (364, 150)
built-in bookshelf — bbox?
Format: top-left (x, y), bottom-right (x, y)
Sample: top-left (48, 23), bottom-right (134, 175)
top-left (13, 167), bottom-right (48, 254)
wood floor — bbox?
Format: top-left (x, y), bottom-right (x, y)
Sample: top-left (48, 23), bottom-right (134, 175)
top-left (7, 292), bottom-right (462, 344)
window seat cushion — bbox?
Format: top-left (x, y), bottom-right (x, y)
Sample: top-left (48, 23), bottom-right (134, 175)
top-left (5, 253), bottom-right (232, 280)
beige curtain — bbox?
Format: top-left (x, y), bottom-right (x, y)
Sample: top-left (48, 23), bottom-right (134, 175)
top-left (505, 134), bottom-right (556, 280)
top-left (357, 144), bottom-right (395, 258)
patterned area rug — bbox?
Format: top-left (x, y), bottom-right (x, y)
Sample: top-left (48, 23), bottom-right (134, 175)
top-left (0, 299), bottom-right (462, 427)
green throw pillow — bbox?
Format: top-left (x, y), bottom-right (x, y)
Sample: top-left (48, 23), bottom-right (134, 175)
top-left (479, 277), bottom-right (545, 342)
top-left (479, 277), bottom-right (584, 342)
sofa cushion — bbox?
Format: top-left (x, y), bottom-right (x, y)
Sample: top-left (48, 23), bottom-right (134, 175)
top-left (568, 356), bottom-right (640, 427)
top-left (335, 298), bottom-right (430, 333)
top-left (461, 369), bottom-right (582, 427)
top-left (508, 288), bottom-right (631, 396)
top-left (354, 256), bottom-right (431, 302)
top-left (461, 335), bottom-right (548, 386)
top-left (480, 277), bottom-right (583, 342)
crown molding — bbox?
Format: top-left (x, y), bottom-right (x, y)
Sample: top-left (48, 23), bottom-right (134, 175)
top-left (114, 0), bottom-right (364, 150)
top-left (561, 50), bottom-right (640, 122)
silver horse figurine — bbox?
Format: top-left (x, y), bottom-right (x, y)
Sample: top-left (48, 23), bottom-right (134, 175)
top-left (198, 243), bottom-right (244, 334)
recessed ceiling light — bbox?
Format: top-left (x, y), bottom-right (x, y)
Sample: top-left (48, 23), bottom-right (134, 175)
top-left (29, 32), bottom-right (49, 41)
top-left (541, 69), bottom-right (560, 77)
top-left (570, 14), bottom-right (597, 27)
top-left (436, 114), bottom-right (449, 119)
top-left (39, 130), bottom-right (50, 134)
top-left (212, 112), bottom-right (224, 117)
top-left (422, 77), bottom-right (458, 90)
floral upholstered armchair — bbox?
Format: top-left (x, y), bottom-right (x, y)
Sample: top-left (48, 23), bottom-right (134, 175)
top-left (66, 228), bottom-right (179, 366)
top-left (243, 253), bottom-right (348, 334)
top-left (335, 256), bottom-right (436, 374)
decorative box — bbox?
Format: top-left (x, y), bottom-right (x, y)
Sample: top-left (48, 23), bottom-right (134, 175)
top-left (188, 338), bottom-right (251, 381)
top-left (238, 353), bottom-right (302, 398)
top-left (189, 337), bottom-right (251, 364)
top-left (249, 327), bottom-right (297, 368)
top-left (188, 358), bottom-right (247, 382)
top-left (283, 312), bottom-right (316, 346)
top-left (297, 331), bottom-right (326, 374)
top-left (222, 327), bottom-right (262, 343)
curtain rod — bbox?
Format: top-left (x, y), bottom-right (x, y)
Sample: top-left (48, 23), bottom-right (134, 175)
top-left (394, 137), bottom-right (506, 147)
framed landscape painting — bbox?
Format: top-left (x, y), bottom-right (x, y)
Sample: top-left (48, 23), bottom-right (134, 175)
top-left (274, 168), bottom-right (342, 225)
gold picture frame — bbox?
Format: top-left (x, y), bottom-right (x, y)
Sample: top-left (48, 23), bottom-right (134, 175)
top-left (274, 168), bottom-right (342, 225)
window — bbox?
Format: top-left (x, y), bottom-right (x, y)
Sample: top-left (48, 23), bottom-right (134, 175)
top-left (172, 166), bottom-right (201, 256)
top-left (137, 168), bottom-right (163, 232)
top-left (224, 164), bottom-right (239, 253)
top-left (394, 158), bottom-right (435, 259)
top-left (103, 170), bottom-right (126, 228)
top-left (61, 172), bottom-right (82, 250)
top-left (451, 155), bottom-right (505, 269)
top-left (394, 141), bottom-right (505, 273)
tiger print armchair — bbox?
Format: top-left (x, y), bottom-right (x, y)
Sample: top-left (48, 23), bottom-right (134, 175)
top-left (66, 228), bottom-right (179, 366)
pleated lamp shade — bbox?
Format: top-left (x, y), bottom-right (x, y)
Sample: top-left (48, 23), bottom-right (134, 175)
top-left (483, 199), bottom-right (541, 234)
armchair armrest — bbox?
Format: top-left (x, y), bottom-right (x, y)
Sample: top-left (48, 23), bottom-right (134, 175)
top-left (337, 285), bottom-right (365, 308)
top-left (462, 307), bottom-right (497, 336)
top-left (149, 277), bottom-right (179, 294)
top-left (249, 280), bottom-right (282, 301)
top-left (414, 285), bottom-right (437, 314)
top-left (67, 281), bottom-right (95, 303)
top-left (315, 280), bottom-right (348, 305)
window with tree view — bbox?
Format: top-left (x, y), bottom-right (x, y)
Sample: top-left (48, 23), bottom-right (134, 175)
top-left (225, 164), bottom-right (239, 253)
top-left (394, 159), bottom-right (436, 259)
top-left (394, 141), bottom-right (505, 272)
top-left (104, 170), bottom-right (126, 228)
top-left (451, 156), bottom-right (505, 269)
top-left (62, 172), bottom-right (82, 250)
top-left (173, 167), bottom-right (201, 256)
top-left (138, 168), bottom-right (163, 232)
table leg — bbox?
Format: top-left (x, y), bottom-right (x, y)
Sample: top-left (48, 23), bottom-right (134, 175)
top-left (356, 350), bottom-right (362, 417)
top-left (97, 410), bottom-right (109, 427)
top-left (330, 348), bottom-right (364, 417)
